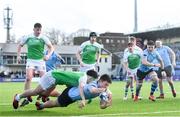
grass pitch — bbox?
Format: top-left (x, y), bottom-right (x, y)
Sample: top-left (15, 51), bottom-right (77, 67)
top-left (0, 81), bottom-right (180, 116)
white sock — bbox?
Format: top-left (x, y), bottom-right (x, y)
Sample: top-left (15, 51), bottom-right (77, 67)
top-left (15, 94), bottom-right (20, 101)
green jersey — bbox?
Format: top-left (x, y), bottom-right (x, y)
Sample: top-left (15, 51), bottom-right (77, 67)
top-left (51, 70), bottom-right (87, 86)
top-left (123, 48), bottom-right (142, 69)
top-left (20, 34), bottom-right (51, 60)
top-left (79, 41), bottom-right (102, 64)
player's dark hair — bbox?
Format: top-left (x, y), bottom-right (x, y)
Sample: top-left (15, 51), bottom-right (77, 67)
top-left (86, 70), bottom-right (98, 79)
top-left (147, 40), bottom-right (155, 46)
top-left (89, 32), bottom-right (97, 39)
top-left (99, 74), bottom-right (112, 84)
top-left (34, 23), bottom-right (42, 28)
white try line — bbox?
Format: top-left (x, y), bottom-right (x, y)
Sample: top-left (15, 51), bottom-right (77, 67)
top-left (1, 103), bottom-right (180, 116)
top-left (0, 103), bottom-right (12, 106)
top-left (82, 110), bottom-right (180, 116)
top-left (0, 103), bottom-right (34, 106)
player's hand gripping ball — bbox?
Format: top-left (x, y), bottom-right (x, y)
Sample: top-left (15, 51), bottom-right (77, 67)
top-left (99, 92), bottom-right (109, 109)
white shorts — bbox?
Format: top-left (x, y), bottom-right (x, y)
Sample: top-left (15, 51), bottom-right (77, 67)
top-left (39, 71), bottom-right (56, 90)
top-left (26, 59), bottom-right (46, 72)
top-left (79, 63), bottom-right (96, 72)
top-left (126, 68), bottom-right (138, 80)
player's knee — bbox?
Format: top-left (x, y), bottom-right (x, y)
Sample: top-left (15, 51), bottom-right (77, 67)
top-left (126, 80), bottom-right (131, 84)
top-left (166, 77), bottom-right (172, 81)
top-left (153, 80), bottom-right (158, 86)
top-left (168, 80), bottom-right (173, 85)
top-left (26, 78), bottom-right (32, 82)
top-left (159, 79), bottom-right (162, 82)
top-left (150, 73), bottom-right (158, 81)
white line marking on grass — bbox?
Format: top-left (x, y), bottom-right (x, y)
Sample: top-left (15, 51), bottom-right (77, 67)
top-left (1, 103), bottom-right (180, 117)
top-left (0, 103), bottom-right (34, 106)
top-left (0, 103), bottom-right (11, 106)
top-left (81, 110), bottom-right (180, 117)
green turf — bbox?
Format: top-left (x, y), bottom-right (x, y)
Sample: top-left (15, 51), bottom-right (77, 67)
top-left (0, 81), bottom-right (180, 116)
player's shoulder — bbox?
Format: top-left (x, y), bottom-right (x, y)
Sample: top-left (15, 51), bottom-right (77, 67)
top-left (143, 49), bottom-right (148, 53)
top-left (80, 40), bottom-right (90, 46)
top-left (162, 45), bottom-right (171, 50)
top-left (124, 48), bottom-right (128, 52)
top-left (88, 80), bottom-right (98, 86)
top-left (22, 34), bottom-right (33, 39)
top-left (19, 34), bottom-right (34, 43)
top-left (94, 42), bottom-right (103, 48)
top-left (39, 35), bottom-right (49, 40)
top-left (142, 49), bottom-right (148, 56)
top-left (135, 46), bottom-right (143, 51)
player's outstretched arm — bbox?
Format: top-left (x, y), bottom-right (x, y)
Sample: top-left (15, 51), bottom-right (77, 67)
top-left (78, 82), bottom-right (86, 109)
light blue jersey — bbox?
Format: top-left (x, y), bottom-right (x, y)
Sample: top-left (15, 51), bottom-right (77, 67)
top-left (152, 59), bottom-right (159, 71)
top-left (45, 51), bottom-right (64, 72)
top-left (68, 80), bottom-right (100, 101)
top-left (139, 49), bottom-right (162, 72)
top-left (155, 46), bottom-right (172, 67)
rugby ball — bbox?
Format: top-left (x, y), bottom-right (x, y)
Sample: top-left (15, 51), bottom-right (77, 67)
top-left (99, 92), bottom-right (108, 102)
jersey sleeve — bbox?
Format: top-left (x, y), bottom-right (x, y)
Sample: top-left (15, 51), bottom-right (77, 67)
top-left (142, 50), bottom-right (148, 60)
top-left (165, 46), bottom-right (173, 54)
top-left (78, 41), bottom-right (87, 52)
top-left (87, 81), bottom-right (97, 92)
top-left (42, 36), bottom-right (51, 45)
top-left (138, 50), bottom-right (143, 59)
top-left (19, 35), bottom-right (29, 46)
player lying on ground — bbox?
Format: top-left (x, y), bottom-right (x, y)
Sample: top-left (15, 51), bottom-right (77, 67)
top-left (13, 69), bottom-right (98, 109)
top-left (34, 74), bottom-right (112, 110)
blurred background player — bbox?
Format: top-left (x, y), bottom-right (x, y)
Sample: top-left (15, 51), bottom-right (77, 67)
top-left (124, 36), bottom-right (142, 52)
top-left (45, 44), bottom-right (65, 72)
top-left (76, 32), bottom-right (102, 72)
top-left (123, 42), bottom-right (142, 100)
top-left (17, 23), bottom-right (54, 105)
top-left (155, 40), bottom-right (176, 99)
top-left (134, 40), bottom-right (164, 102)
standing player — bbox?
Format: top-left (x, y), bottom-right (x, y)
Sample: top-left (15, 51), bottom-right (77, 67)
top-left (13, 70), bottom-right (98, 109)
top-left (124, 36), bottom-right (142, 52)
top-left (17, 23), bottom-right (54, 104)
top-left (34, 74), bottom-right (112, 110)
top-left (134, 40), bottom-right (165, 102)
top-left (123, 42), bottom-right (142, 100)
top-left (155, 40), bottom-right (176, 99)
top-left (76, 32), bottom-right (102, 72)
